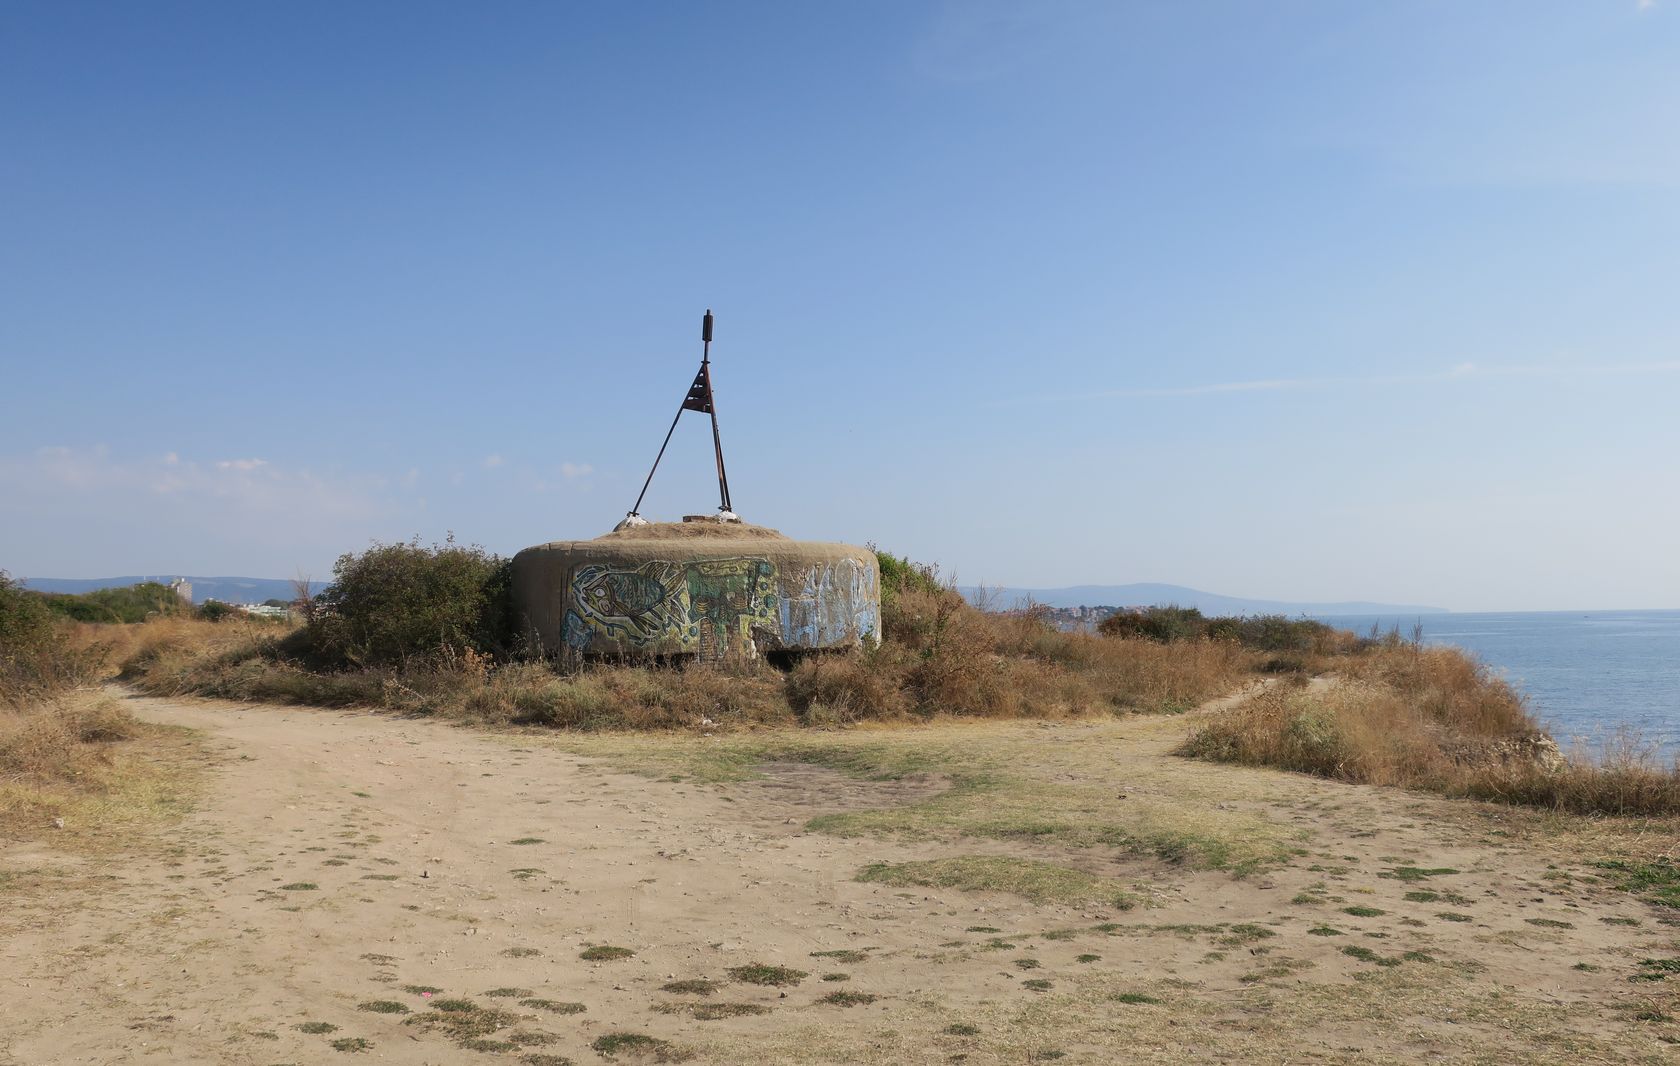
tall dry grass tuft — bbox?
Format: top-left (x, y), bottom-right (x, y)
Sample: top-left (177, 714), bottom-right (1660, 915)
top-left (874, 584), bottom-right (1256, 718)
top-left (0, 697), bottom-right (137, 781)
top-left (0, 694), bottom-right (145, 835)
top-left (1464, 730), bottom-right (1680, 817)
top-left (1180, 644), bottom-right (1680, 817)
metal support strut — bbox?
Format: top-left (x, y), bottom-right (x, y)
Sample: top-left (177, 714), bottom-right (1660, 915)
top-left (628, 309), bottom-right (733, 519)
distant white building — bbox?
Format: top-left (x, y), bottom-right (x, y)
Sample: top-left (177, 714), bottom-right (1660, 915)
top-left (168, 578), bottom-right (193, 605)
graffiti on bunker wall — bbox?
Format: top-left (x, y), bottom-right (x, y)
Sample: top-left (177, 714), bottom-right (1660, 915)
top-left (686, 557), bottom-right (779, 658)
top-left (561, 554), bottom-right (878, 657)
top-left (780, 558), bottom-right (880, 646)
top-left (564, 559), bottom-right (695, 651)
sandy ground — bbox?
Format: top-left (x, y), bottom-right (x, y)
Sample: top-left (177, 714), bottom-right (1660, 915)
top-left (2, 688), bottom-right (1676, 1065)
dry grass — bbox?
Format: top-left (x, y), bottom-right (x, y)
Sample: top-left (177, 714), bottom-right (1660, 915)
top-left (538, 718), bottom-right (1307, 876)
top-left (0, 692), bottom-right (199, 846)
top-left (0, 600), bottom-right (209, 845)
top-left (1181, 646), bottom-right (1680, 817)
top-left (118, 587), bottom-right (1259, 730)
top-left (680, 963), bottom-right (1666, 1065)
top-left (857, 856), bottom-right (1140, 910)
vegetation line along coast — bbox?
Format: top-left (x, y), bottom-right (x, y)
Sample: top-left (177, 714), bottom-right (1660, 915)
top-left (6, 541), bottom-right (1678, 818)
top-left (3, 545), bottom-right (1678, 1062)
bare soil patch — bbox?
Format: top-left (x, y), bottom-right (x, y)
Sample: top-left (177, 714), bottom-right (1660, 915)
top-left (0, 687), bottom-right (1674, 1064)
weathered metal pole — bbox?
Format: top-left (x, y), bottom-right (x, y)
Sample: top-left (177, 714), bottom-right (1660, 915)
top-left (702, 310), bottom-right (734, 514)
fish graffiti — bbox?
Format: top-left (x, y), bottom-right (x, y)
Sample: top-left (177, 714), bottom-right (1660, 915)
top-left (564, 560), bottom-right (694, 651)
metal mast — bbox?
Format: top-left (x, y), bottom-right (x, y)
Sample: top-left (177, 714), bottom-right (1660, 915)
top-left (628, 309), bottom-right (734, 519)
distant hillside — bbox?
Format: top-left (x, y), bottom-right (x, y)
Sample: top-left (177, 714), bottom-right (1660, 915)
top-left (20, 576), bottom-right (322, 605)
top-left (959, 582), bottom-right (1447, 617)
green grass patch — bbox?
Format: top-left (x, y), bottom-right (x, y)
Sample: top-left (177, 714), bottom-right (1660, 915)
top-left (857, 856), bottom-right (1138, 910)
top-left (944, 1023), bottom-right (981, 1035)
top-left (502, 946), bottom-right (542, 957)
top-left (819, 990), bottom-right (877, 1006)
top-left (553, 732), bottom-right (1299, 876)
top-left (1525, 918), bottom-right (1575, 929)
top-left (1307, 925), bottom-right (1343, 936)
top-left (590, 1032), bottom-right (686, 1061)
top-left (1341, 945), bottom-right (1401, 967)
top-left (507, 1030), bottom-right (557, 1046)
top-left (357, 1001), bottom-right (409, 1014)
top-left (659, 979), bottom-right (717, 995)
top-left (1021, 979), bottom-right (1052, 991)
top-left (430, 999), bottom-right (480, 1013)
top-left (1112, 992), bottom-right (1160, 1005)
top-left (654, 1001), bottom-right (769, 1019)
top-left (809, 949), bottom-right (869, 964)
top-left (509, 837), bottom-right (544, 845)
top-left (280, 882), bottom-right (318, 891)
top-left (520, 999), bottom-right (586, 1014)
top-left (296, 1021), bottom-right (338, 1034)
top-left (330, 1037), bottom-right (372, 1052)
top-left (1437, 912), bottom-right (1474, 922)
top-left (726, 963), bottom-right (807, 987)
top-left (405, 1002), bottom-right (524, 1044)
top-left (1379, 867), bottom-right (1458, 881)
top-left (1076, 953), bottom-right (1100, 963)
top-left (1634, 958), bottom-right (1680, 982)
top-left (402, 984), bottom-right (442, 995)
top-left (1341, 905), bottom-right (1384, 918)
top-left (1216, 923), bottom-right (1276, 946)
top-left (580, 945), bottom-right (635, 961)
top-left (484, 987), bottom-right (533, 997)
top-left (1591, 859), bottom-right (1680, 909)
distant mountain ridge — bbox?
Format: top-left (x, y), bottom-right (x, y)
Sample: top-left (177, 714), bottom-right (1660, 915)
top-left (20, 576), bottom-right (321, 605)
top-left (959, 582), bottom-right (1447, 617)
top-left (19, 575), bottom-right (1444, 617)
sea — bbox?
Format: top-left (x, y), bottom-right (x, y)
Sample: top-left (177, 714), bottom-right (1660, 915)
top-left (1315, 610), bottom-right (1680, 763)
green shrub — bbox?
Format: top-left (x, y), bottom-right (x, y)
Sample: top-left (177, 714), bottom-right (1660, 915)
top-left (37, 581), bottom-right (186, 624)
top-left (1098, 606), bottom-right (1208, 643)
top-left (873, 548), bottom-right (944, 609)
top-left (1100, 607), bottom-right (1337, 652)
top-left (306, 537), bottom-right (512, 666)
top-left (0, 572), bottom-right (96, 703)
top-left (197, 600), bottom-right (236, 622)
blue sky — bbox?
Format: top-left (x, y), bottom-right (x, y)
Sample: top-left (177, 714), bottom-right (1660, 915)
top-left (3, 2), bottom-right (1677, 611)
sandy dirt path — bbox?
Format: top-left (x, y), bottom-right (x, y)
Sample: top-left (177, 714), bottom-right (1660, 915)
top-left (2, 688), bottom-right (1675, 1064)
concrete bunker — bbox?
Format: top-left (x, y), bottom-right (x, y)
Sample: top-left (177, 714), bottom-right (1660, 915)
top-left (511, 518), bottom-right (880, 661)
top-left (510, 310), bottom-right (879, 661)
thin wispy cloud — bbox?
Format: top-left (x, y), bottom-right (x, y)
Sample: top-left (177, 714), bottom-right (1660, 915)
top-left (1071, 360), bottom-right (1680, 401)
